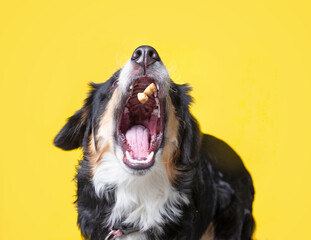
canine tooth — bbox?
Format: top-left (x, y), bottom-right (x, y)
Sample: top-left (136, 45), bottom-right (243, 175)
top-left (152, 109), bottom-right (158, 115)
top-left (150, 136), bottom-right (155, 148)
top-left (124, 107), bottom-right (129, 113)
top-left (147, 152), bottom-right (154, 162)
top-left (129, 84), bottom-right (133, 90)
top-left (126, 151), bottom-right (132, 160)
top-left (155, 98), bottom-right (160, 118)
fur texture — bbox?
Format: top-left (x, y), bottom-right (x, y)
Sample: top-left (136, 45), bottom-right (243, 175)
top-left (54, 46), bottom-right (255, 240)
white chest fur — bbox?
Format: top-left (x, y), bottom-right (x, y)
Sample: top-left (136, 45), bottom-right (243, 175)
top-left (92, 152), bottom-right (189, 235)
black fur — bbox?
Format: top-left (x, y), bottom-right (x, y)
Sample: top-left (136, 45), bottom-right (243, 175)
top-left (54, 71), bottom-right (255, 240)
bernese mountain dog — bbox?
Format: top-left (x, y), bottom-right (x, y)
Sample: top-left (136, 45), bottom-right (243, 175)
top-left (54, 45), bottom-right (255, 240)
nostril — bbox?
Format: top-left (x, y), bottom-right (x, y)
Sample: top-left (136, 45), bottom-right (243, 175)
top-left (132, 49), bottom-right (142, 60)
top-left (131, 45), bottom-right (161, 68)
top-left (148, 49), bottom-right (160, 61)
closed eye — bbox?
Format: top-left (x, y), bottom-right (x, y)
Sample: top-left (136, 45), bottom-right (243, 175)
top-left (111, 79), bottom-right (119, 88)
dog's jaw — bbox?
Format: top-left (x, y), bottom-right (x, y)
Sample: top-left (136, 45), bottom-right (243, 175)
top-left (112, 58), bottom-right (171, 174)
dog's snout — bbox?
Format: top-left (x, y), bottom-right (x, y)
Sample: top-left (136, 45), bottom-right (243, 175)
top-left (131, 45), bottom-right (161, 69)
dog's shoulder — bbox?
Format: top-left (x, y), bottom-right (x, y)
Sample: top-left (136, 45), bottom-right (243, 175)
top-left (199, 134), bottom-right (255, 210)
top-left (200, 134), bottom-right (250, 179)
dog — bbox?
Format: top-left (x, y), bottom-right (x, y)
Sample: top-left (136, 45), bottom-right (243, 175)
top-left (54, 45), bottom-right (255, 240)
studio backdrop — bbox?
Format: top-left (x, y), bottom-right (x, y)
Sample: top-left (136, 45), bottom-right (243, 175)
top-left (1, 1), bottom-right (311, 239)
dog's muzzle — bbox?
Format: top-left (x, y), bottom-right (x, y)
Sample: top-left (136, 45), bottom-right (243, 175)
top-left (116, 45), bottom-right (170, 172)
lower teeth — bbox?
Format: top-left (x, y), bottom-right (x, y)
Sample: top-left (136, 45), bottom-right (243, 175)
top-left (125, 151), bottom-right (154, 164)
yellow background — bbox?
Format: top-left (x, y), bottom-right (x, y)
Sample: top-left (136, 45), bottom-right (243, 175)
top-left (1, 0), bottom-right (310, 239)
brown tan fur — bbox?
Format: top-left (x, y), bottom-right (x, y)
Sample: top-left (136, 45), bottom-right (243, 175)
top-left (200, 222), bottom-right (215, 240)
top-left (80, 105), bottom-right (90, 123)
top-left (161, 96), bottom-right (180, 183)
top-left (87, 87), bottom-right (121, 173)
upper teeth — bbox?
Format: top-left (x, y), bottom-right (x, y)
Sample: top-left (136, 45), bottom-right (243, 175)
top-left (125, 151), bottom-right (154, 164)
top-left (152, 109), bottom-right (159, 115)
top-left (155, 98), bottom-right (160, 118)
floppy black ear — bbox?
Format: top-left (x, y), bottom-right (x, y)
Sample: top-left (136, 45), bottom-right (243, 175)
top-left (53, 83), bottom-right (97, 151)
top-left (54, 71), bottom-right (120, 151)
top-left (54, 103), bottom-right (91, 150)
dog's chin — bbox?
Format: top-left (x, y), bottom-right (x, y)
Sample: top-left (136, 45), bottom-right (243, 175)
top-left (114, 146), bottom-right (163, 176)
top-left (116, 76), bottom-right (164, 172)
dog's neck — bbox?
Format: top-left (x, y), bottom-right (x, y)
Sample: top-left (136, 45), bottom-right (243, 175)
top-left (92, 152), bottom-right (189, 234)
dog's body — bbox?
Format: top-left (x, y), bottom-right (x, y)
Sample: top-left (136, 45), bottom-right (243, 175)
top-left (54, 46), bottom-right (255, 240)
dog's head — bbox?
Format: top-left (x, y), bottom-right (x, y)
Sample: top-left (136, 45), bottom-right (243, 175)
top-left (54, 45), bottom-right (200, 180)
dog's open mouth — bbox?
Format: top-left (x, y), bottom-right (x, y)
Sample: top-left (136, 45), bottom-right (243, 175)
top-left (117, 77), bottom-right (164, 170)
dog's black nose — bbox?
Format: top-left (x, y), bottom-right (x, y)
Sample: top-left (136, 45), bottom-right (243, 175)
top-left (131, 45), bottom-right (161, 68)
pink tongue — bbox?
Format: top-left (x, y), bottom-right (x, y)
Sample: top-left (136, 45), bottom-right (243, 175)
top-left (125, 125), bottom-right (149, 159)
